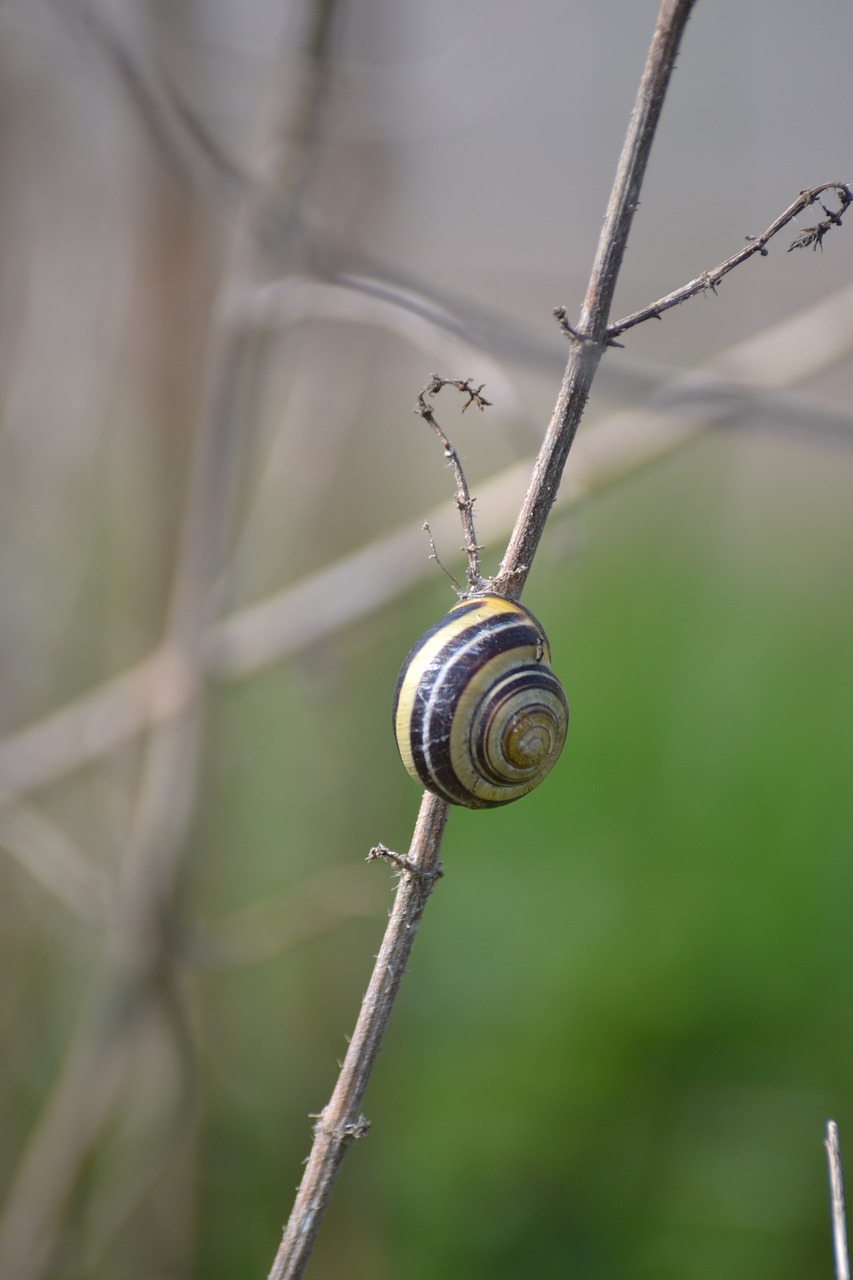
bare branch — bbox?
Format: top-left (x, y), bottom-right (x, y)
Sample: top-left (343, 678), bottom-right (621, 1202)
top-left (422, 522), bottom-right (464, 596)
top-left (267, 3), bottom-right (700, 1274)
top-left (267, 793), bottom-right (448, 1280)
top-left (608, 182), bottom-right (853, 339)
top-left (493, 0), bottom-right (699, 597)
top-left (415, 376), bottom-right (491, 592)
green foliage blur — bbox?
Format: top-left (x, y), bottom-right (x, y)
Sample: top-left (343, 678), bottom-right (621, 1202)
top-left (191, 431), bottom-right (853, 1280)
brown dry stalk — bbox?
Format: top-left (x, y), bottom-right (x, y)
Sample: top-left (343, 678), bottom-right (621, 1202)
top-left (607, 181), bottom-right (852, 339)
top-left (267, 3), bottom-right (699, 1276)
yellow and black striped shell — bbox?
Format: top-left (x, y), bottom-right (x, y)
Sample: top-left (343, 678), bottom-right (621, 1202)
top-left (392, 594), bottom-right (569, 809)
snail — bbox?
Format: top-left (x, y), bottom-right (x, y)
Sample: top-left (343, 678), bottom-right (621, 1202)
top-left (392, 593), bottom-right (569, 809)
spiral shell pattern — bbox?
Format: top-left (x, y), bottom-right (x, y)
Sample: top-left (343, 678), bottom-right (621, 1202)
top-left (392, 594), bottom-right (569, 809)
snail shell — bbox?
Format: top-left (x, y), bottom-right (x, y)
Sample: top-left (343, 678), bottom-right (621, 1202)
top-left (392, 594), bottom-right (569, 809)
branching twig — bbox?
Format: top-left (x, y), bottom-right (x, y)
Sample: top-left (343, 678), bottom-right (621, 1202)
top-left (493, 0), bottom-right (699, 598)
top-left (415, 375), bottom-right (491, 592)
top-left (267, 794), bottom-right (449, 1280)
top-left (608, 182), bottom-right (853, 339)
top-left (267, 3), bottom-right (699, 1276)
top-left (367, 841), bottom-right (444, 887)
top-left (422, 521), bottom-right (463, 595)
top-left (826, 1120), bottom-right (850, 1280)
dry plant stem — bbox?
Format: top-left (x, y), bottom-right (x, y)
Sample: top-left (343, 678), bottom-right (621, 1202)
top-left (269, 3), bottom-right (697, 1276)
top-left (608, 182), bottom-right (853, 338)
top-left (416, 375), bottom-right (491, 591)
top-left (495, 0), bottom-right (697, 596)
top-left (267, 793), bottom-right (448, 1280)
top-left (826, 1120), bottom-right (851, 1280)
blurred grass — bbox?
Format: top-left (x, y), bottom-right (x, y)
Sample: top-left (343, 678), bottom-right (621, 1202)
top-left (182, 425), bottom-right (853, 1279)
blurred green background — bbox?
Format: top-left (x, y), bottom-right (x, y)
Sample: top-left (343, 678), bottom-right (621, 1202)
top-left (1, 2), bottom-right (852, 1278)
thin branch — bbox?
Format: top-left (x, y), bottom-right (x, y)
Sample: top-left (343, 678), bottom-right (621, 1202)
top-left (493, 0), bottom-right (699, 597)
top-left (267, 793), bottom-right (449, 1280)
top-left (608, 182), bottom-right (853, 339)
top-left (415, 375), bottom-right (491, 592)
top-left (826, 1120), bottom-right (850, 1280)
top-left (267, 3), bottom-right (699, 1275)
top-left (422, 522), bottom-right (464, 595)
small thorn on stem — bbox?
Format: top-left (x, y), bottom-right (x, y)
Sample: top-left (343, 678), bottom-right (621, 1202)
top-left (368, 843), bottom-right (444, 886)
top-left (422, 523), bottom-right (463, 595)
top-left (553, 305), bottom-right (581, 339)
top-left (313, 1111), bottom-right (371, 1144)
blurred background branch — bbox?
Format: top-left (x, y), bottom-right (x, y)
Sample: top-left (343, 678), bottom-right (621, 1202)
top-left (0, 0), bottom-right (345, 1275)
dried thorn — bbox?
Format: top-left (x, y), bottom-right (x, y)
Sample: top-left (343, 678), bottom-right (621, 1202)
top-left (746, 235), bottom-right (769, 257)
top-left (313, 1112), bottom-right (371, 1144)
top-left (421, 524), bottom-right (463, 594)
top-left (699, 271), bottom-right (719, 296)
top-left (367, 843), bottom-right (443, 886)
top-left (818, 199), bottom-right (846, 228)
top-left (789, 187), bottom-right (851, 252)
top-left (789, 223), bottom-right (828, 252)
top-left (367, 842), bottom-right (397, 864)
top-left (553, 305), bottom-right (580, 339)
top-left (458, 381), bottom-right (491, 413)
